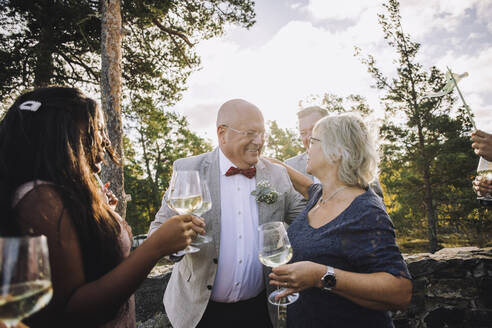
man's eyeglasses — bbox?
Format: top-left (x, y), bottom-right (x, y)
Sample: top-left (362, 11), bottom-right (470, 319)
top-left (309, 136), bottom-right (321, 146)
top-left (222, 125), bottom-right (267, 140)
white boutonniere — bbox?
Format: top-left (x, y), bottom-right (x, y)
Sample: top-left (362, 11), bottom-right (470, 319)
top-left (251, 180), bottom-right (279, 204)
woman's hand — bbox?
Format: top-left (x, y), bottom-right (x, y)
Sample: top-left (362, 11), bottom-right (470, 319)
top-left (152, 214), bottom-right (205, 256)
top-left (102, 182), bottom-right (118, 209)
top-left (269, 261), bottom-right (325, 298)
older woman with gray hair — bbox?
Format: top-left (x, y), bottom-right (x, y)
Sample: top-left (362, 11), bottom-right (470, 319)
top-left (265, 114), bottom-right (412, 328)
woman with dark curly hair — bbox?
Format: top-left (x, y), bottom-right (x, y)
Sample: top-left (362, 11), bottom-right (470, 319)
top-left (0, 87), bottom-right (205, 327)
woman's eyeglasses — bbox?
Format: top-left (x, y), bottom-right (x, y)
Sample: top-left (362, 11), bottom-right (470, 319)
top-left (309, 136), bottom-right (321, 146)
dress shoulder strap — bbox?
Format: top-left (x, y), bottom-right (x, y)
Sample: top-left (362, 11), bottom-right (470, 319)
top-left (12, 180), bottom-right (52, 208)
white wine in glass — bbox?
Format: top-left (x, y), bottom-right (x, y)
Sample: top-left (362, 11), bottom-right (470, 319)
top-left (258, 221), bottom-right (299, 306)
top-left (191, 180), bottom-right (212, 245)
top-left (168, 194), bottom-right (203, 214)
top-left (259, 246), bottom-right (293, 268)
top-left (167, 170), bottom-right (203, 254)
top-left (0, 236), bottom-right (53, 327)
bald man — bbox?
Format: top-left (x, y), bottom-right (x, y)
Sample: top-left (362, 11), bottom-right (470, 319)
top-left (148, 99), bottom-right (305, 328)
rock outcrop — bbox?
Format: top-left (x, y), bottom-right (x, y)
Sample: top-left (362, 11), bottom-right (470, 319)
top-left (136, 247), bottom-right (492, 328)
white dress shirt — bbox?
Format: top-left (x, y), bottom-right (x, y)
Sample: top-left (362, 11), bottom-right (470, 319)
top-left (210, 149), bottom-right (264, 302)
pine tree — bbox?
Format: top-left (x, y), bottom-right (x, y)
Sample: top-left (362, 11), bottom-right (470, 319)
top-left (356, 0), bottom-right (477, 252)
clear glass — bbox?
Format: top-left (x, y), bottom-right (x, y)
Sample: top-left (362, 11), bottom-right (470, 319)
top-left (166, 170), bottom-right (203, 254)
top-left (258, 222), bottom-right (299, 306)
top-left (0, 236), bottom-right (53, 327)
top-left (477, 157), bottom-right (492, 205)
top-left (191, 180), bottom-right (212, 245)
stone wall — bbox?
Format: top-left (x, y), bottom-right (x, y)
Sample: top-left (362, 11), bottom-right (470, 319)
top-left (136, 247), bottom-right (492, 328)
top-left (394, 247), bottom-right (492, 328)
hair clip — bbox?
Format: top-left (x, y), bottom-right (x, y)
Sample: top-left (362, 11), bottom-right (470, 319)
top-left (19, 101), bottom-right (42, 112)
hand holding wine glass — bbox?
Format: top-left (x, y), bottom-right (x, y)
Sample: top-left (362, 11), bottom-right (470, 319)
top-left (149, 214), bottom-right (206, 255)
top-left (0, 236), bottom-right (52, 327)
top-left (166, 170), bottom-right (203, 254)
top-left (258, 222), bottom-right (299, 306)
top-left (476, 157), bottom-right (492, 206)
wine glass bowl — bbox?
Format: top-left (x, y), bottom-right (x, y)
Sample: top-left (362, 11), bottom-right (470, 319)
top-left (191, 180), bottom-right (212, 245)
top-left (258, 221), bottom-right (299, 306)
top-left (0, 236), bottom-right (53, 327)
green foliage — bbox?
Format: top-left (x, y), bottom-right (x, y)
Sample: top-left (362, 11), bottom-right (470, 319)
top-left (357, 0), bottom-right (484, 252)
top-left (0, 0), bottom-right (254, 230)
top-left (0, 0), bottom-right (255, 108)
top-left (301, 93), bottom-right (373, 117)
top-left (123, 97), bottom-right (212, 234)
top-left (0, 0), bottom-right (101, 101)
top-left (263, 121), bottom-right (303, 161)
top-left (120, 0), bottom-right (255, 105)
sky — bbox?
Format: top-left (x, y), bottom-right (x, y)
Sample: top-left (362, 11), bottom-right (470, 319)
top-left (174, 0), bottom-right (492, 145)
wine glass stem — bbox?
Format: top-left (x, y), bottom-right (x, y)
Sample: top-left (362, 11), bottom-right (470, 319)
top-left (277, 286), bottom-right (280, 328)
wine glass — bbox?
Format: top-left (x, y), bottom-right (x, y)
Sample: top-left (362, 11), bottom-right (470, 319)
top-left (0, 236), bottom-right (53, 327)
top-left (166, 170), bottom-right (203, 254)
top-left (477, 157), bottom-right (492, 206)
top-left (191, 180), bottom-right (212, 245)
top-left (258, 221), bottom-right (299, 306)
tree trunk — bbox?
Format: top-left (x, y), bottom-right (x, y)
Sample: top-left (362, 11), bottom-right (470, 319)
top-left (423, 164), bottom-right (438, 252)
top-left (101, 0), bottom-right (126, 218)
top-left (33, 2), bottom-right (54, 87)
top-left (417, 124), bottom-right (439, 252)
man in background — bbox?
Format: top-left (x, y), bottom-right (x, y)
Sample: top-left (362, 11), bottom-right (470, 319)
top-left (285, 106), bottom-right (385, 199)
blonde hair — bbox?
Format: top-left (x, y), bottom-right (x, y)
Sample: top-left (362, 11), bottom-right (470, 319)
top-left (297, 106), bottom-right (328, 120)
top-left (314, 114), bottom-right (379, 188)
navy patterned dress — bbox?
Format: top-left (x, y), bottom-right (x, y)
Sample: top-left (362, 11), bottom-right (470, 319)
top-left (287, 184), bottom-right (411, 328)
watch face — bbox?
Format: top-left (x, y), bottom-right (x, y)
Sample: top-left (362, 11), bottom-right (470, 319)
top-left (323, 274), bottom-right (336, 288)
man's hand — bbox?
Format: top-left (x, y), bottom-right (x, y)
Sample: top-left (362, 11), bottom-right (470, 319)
top-left (472, 130), bottom-right (492, 162)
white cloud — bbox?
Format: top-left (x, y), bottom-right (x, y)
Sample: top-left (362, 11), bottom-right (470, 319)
top-left (176, 0), bottom-right (492, 143)
top-left (475, 1), bottom-right (492, 34)
top-left (434, 46), bottom-right (492, 131)
top-left (177, 19), bottom-right (388, 141)
top-left (304, 0), bottom-right (384, 21)
top-left (290, 2), bottom-right (303, 10)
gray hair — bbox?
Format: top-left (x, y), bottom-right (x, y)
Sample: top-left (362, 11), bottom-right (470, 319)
top-left (297, 106), bottom-right (328, 120)
top-left (314, 114), bottom-right (379, 188)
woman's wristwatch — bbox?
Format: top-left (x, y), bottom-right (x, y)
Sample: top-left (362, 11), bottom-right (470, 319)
top-left (321, 266), bottom-right (337, 291)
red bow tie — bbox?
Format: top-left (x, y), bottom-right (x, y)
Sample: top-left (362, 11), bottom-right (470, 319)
top-left (225, 166), bottom-right (256, 179)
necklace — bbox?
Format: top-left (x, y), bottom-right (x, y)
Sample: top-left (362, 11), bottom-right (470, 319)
top-left (314, 186), bottom-right (349, 209)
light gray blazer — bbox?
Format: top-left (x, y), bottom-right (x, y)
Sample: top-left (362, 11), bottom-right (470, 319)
top-left (284, 152), bottom-right (385, 200)
top-left (148, 148), bottom-right (305, 328)
top-left (285, 152), bottom-right (314, 180)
